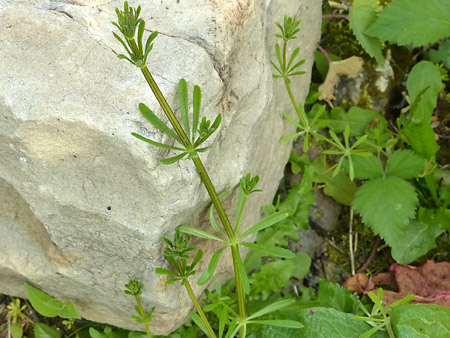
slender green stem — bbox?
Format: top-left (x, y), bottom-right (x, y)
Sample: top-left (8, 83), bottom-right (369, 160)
top-left (135, 297), bottom-right (152, 338)
top-left (231, 245), bottom-right (246, 338)
top-left (185, 282), bottom-right (217, 338)
top-left (281, 42), bottom-right (308, 128)
top-left (177, 261), bottom-right (217, 338)
top-left (191, 158), bottom-right (236, 240)
top-left (127, 37), bottom-right (247, 338)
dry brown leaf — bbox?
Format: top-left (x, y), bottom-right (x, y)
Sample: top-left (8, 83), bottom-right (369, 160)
top-left (343, 260), bottom-right (450, 307)
top-left (318, 56), bottom-right (364, 101)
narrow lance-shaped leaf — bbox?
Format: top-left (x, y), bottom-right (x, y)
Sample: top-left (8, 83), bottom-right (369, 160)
top-left (247, 299), bottom-right (296, 320)
top-left (191, 249), bottom-right (203, 270)
top-left (288, 59), bottom-right (306, 73)
top-left (159, 152), bottom-right (187, 165)
top-left (239, 242), bottom-right (295, 259)
top-left (199, 114), bottom-right (222, 144)
top-left (248, 319), bottom-right (303, 329)
top-left (178, 79), bottom-right (190, 140)
top-left (197, 246), bottom-right (228, 285)
top-left (193, 85), bottom-right (201, 140)
top-left (283, 112), bottom-right (303, 129)
top-left (139, 103), bottom-right (181, 143)
top-left (232, 245), bottom-right (250, 294)
top-left (286, 47), bottom-right (300, 70)
top-left (131, 133), bottom-right (185, 151)
top-left (190, 312), bottom-right (210, 338)
top-left (137, 20), bottom-right (145, 54)
top-left (239, 210), bottom-right (293, 239)
top-left (177, 225), bottom-right (226, 242)
top-left (155, 268), bottom-right (178, 277)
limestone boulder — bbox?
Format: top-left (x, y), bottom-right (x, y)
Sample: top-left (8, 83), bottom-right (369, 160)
top-left (0, 0), bottom-right (321, 334)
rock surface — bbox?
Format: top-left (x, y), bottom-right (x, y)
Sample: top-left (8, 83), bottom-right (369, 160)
top-left (0, 0), bottom-right (322, 334)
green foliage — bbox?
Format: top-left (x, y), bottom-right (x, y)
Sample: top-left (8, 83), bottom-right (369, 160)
top-left (425, 39), bottom-right (450, 68)
top-left (124, 280), bottom-right (143, 297)
top-left (327, 106), bottom-right (380, 137)
top-left (249, 253), bottom-right (311, 301)
top-left (10, 322), bottom-right (23, 338)
top-left (35, 322), bottom-right (61, 338)
top-left (133, 79), bottom-right (221, 165)
top-left (323, 125), bottom-right (372, 181)
top-left (277, 165), bottom-right (316, 229)
top-left (389, 214), bottom-right (444, 264)
top-left (353, 288), bottom-right (415, 338)
top-left (349, 0), bottom-right (384, 65)
top-left (351, 149), bottom-right (437, 263)
top-left (112, 2), bottom-right (158, 68)
top-left (24, 283), bottom-right (80, 319)
top-left (281, 104), bottom-right (328, 153)
top-left (157, 231), bottom-right (204, 285)
top-left (390, 304), bottom-right (450, 337)
top-left (365, 0), bottom-right (450, 48)
top-left (403, 61), bottom-right (442, 160)
top-left (271, 16), bottom-right (306, 85)
top-left (290, 152), bottom-right (357, 206)
top-left (297, 307), bottom-right (387, 337)
top-left (317, 281), bottom-right (358, 314)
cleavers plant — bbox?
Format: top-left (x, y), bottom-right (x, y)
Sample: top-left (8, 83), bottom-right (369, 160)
top-left (112, 2), bottom-right (304, 337)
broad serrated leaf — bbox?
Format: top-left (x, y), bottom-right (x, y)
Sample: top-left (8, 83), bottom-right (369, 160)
top-left (385, 149), bottom-right (425, 179)
top-left (366, 0), bottom-right (450, 47)
top-left (352, 154), bottom-right (383, 180)
top-left (318, 281), bottom-right (359, 314)
top-left (404, 121), bottom-right (440, 161)
top-left (296, 307), bottom-right (387, 337)
top-left (390, 218), bottom-right (444, 264)
top-left (328, 106), bottom-right (380, 137)
top-left (349, 0), bottom-right (384, 65)
top-left (353, 176), bottom-right (418, 244)
top-left (390, 304), bottom-right (450, 337)
top-left (35, 323), bottom-right (61, 338)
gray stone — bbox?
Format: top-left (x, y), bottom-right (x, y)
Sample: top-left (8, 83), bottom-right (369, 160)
top-left (310, 189), bottom-right (342, 231)
top-left (0, 0), bottom-right (322, 334)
